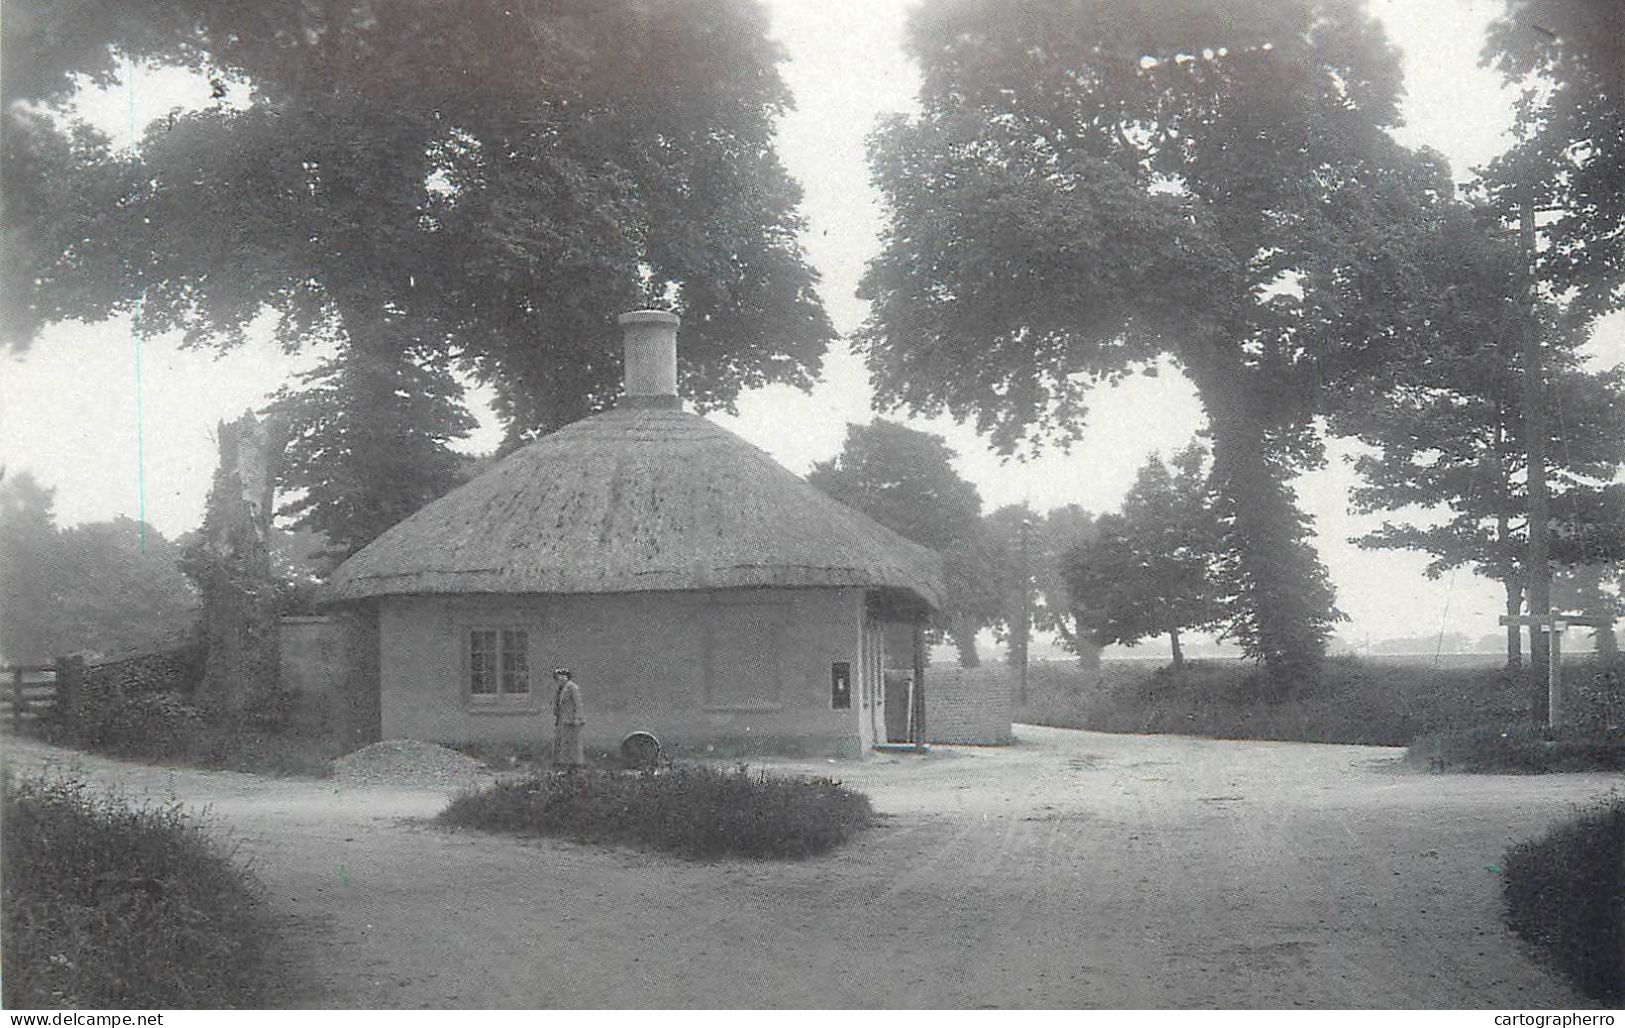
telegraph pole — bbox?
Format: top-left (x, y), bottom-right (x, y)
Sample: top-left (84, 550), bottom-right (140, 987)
top-left (1519, 195), bottom-right (1553, 724)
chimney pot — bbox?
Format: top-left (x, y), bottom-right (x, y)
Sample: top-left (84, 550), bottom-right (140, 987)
top-left (617, 309), bottom-right (681, 409)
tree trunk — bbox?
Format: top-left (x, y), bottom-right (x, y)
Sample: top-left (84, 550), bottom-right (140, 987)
top-left (1503, 577), bottom-right (1523, 671)
top-left (195, 413), bottom-right (283, 725)
top-left (1006, 615), bottom-right (1029, 668)
top-left (1071, 613), bottom-right (1102, 670)
top-left (1053, 612), bottom-right (1101, 669)
top-left (1009, 520), bottom-right (1032, 669)
top-left (1200, 391), bottom-right (1335, 682)
top-left (1519, 197), bottom-right (1552, 725)
top-left (1168, 625), bottom-right (1184, 685)
top-left (951, 623), bottom-right (981, 668)
top-left (1494, 408), bottom-right (1522, 670)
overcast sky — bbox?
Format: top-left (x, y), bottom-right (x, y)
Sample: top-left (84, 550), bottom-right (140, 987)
top-left (2, 0), bottom-right (1620, 650)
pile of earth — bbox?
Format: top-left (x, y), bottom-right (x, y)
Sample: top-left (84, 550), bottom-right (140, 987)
top-left (331, 739), bottom-right (495, 790)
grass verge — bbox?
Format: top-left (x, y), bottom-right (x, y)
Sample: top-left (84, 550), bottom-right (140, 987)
top-left (1, 774), bottom-right (270, 1008)
top-left (1502, 795), bottom-right (1625, 1002)
top-left (440, 764), bottom-right (873, 859)
top-left (1005, 654), bottom-right (1624, 763)
top-left (1406, 723), bottom-right (1625, 773)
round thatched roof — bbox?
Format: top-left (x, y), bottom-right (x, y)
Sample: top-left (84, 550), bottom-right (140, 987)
top-left (323, 406), bottom-right (943, 608)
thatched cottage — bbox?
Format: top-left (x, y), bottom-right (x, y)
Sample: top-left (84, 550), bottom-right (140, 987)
top-left (323, 310), bottom-right (955, 757)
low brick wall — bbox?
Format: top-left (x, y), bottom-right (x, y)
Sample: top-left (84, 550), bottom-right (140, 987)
top-left (925, 664), bottom-right (1013, 745)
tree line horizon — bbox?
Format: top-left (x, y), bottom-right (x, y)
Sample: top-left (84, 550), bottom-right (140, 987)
top-left (3, 0), bottom-right (1621, 702)
top-left (4, 456), bottom-right (1611, 671)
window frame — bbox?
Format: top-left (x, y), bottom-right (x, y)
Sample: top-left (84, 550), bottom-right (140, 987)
top-left (461, 623), bottom-right (537, 713)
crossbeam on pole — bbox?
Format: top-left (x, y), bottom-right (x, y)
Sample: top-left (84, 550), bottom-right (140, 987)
top-left (1494, 613), bottom-right (1611, 731)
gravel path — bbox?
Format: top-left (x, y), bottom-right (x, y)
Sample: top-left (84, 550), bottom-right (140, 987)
top-left (3, 726), bottom-right (1616, 1008)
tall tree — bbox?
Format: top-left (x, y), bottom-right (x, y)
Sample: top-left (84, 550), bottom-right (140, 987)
top-left (985, 503), bottom-right (1103, 667)
top-left (807, 420), bottom-right (1001, 666)
top-left (984, 504), bottom-right (1039, 670)
top-left (0, 472), bottom-right (197, 663)
top-left (1480, 0), bottom-right (1625, 326)
top-left (267, 340), bottom-right (477, 565)
top-left (859, 0), bottom-right (1438, 677)
top-left (0, 470), bottom-right (64, 665)
top-left (1342, 358), bottom-right (1625, 668)
top-left (1329, 201), bottom-right (1528, 665)
top-left (1061, 445), bottom-right (1224, 675)
top-left (54, 518), bottom-right (197, 657)
top-left (1476, 0), bottom-right (1625, 715)
top-left (6, 0), bottom-right (834, 548)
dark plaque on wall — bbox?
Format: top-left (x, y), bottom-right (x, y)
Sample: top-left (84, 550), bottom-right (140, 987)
top-left (831, 661), bottom-right (851, 709)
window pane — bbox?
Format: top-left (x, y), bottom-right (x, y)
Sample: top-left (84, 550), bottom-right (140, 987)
top-left (502, 630), bottom-right (529, 695)
top-left (470, 630), bottom-right (497, 694)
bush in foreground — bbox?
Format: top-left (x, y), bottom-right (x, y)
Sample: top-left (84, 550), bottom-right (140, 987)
top-left (1502, 795), bottom-right (1625, 1002)
top-left (440, 764), bottom-right (873, 859)
top-left (1406, 723), bottom-right (1625, 774)
top-left (1, 775), bottom-right (269, 1008)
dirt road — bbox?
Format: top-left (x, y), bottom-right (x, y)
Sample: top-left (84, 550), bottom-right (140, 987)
top-left (4, 727), bottom-right (1617, 1008)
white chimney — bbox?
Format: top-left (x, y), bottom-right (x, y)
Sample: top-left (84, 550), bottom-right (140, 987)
top-left (617, 309), bottom-right (681, 409)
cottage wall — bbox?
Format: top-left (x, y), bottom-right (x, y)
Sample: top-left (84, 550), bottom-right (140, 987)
top-left (377, 587), bottom-right (868, 757)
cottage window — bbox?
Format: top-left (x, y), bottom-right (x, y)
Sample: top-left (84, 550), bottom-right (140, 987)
top-left (467, 628), bottom-right (531, 703)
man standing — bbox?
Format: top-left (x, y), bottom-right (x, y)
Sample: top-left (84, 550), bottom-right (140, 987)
top-left (552, 667), bottom-right (586, 769)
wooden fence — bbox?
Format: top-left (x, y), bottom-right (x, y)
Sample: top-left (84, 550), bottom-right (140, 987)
top-left (2, 663), bottom-right (60, 727)
top-left (2, 650), bottom-right (201, 732)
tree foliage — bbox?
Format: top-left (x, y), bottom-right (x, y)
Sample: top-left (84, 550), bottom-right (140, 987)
top-left (0, 470), bottom-right (64, 665)
top-left (1344, 362), bottom-right (1625, 589)
top-left (267, 342), bottom-right (477, 565)
top-left (1479, 0), bottom-right (1625, 324)
top-left (1553, 561), bottom-right (1622, 655)
top-left (984, 503), bottom-right (1102, 666)
top-left (1061, 445), bottom-right (1224, 672)
top-left (1329, 191), bottom-right (1625, 666)
top-left (5, 0), bottom-right (834, 554)
top-left (54, 518), bottom-right (197, 657)
top-left (1469, 0), bottom-right (1625, 706)
top-left (806, 420), bottom-right (1001, 666)
top-left (860, 0), bottom-right (1442, 675)
top-left (0, 470), bottom-right (196, 665)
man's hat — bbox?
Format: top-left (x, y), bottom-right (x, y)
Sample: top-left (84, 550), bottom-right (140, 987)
top-left (552, 667), bottom-right (573, 678)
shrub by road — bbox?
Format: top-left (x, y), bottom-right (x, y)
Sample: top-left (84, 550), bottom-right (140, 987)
top-left (440, 763), bottom-right (873, 859)
top-left (1502, 795), bottom-right (1625, 1003)
top-left (1, 775), bottom-right (270, 1008)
